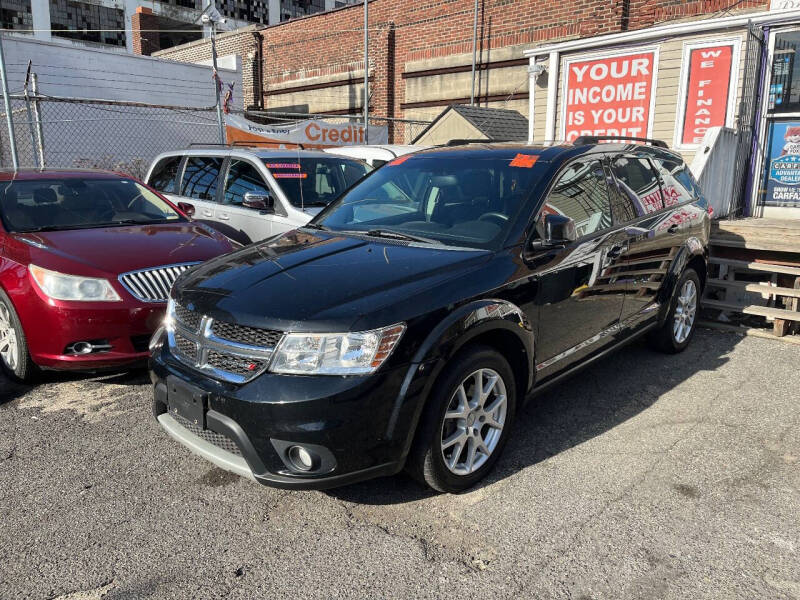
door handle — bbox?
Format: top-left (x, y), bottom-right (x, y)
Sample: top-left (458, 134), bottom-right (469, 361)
top-left (202, 210), bottom-right (213, 217)
top-left (667, 224), bottom-right (680, 234)
top-left (218, 213), bottom-right (230, 221)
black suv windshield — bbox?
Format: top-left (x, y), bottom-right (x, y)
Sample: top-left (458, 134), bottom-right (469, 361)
top-left (264, 157), bottom-right (371, 209)
top-left (0, 177), bottom-right (184, 233)
top-left (314, 155), bottom-right (541, 249)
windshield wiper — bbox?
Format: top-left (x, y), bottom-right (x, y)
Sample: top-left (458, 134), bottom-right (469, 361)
top-left (364, 229), bottom-right (440, 245)
top-left (303, 223), bottom-right (329, 231)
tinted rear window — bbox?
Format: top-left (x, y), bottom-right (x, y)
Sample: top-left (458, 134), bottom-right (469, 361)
top-left (148, 156), bottom-right (182, 193)
top-left (264, 157), bottom-right (370, 208)
top-left (181, 157), bottom-right (222, 201)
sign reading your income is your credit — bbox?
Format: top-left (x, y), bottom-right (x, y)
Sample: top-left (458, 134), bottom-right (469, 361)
top-left (562, 50), bottom-right (658, 142)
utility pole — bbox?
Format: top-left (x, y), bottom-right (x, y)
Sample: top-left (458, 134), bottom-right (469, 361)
top-left (23, 62), bottom-right (39, 168)
top-left (0, 34), bottom-right (19, 170)
top-left (470, 0), bottom-right (478, 106)
top-left (202, 4), bottom-right (227, 145)
top-left (31, 73), bottom-right (45, 167)
top-left (364, 0), bottom-right (369, 144)
top-left (210, 21), bottom-right (226, 145)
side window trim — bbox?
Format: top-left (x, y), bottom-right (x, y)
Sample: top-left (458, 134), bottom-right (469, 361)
top-left (174, 156), bottom-right (187, 196)
top-left (607, 153), bottom-right (669, 224)
top-left (528, 156), bottom-right (614, 243)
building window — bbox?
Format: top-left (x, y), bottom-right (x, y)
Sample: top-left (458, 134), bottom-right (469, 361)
top-left (0, 0), bottom-right (33, 32)
top-left (769, 31), bottom-right (800, 114)
top-left (49, 0), bottom-right (126, 47)
top-left (218, 0), bottom-right (270, 24)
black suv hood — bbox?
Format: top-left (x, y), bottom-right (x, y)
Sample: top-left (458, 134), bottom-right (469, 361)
top-left (173, 229), bottom-right (491, 332)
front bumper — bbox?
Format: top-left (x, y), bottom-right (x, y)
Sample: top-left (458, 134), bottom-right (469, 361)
top-left (150, 338), bottom-right (433, 490)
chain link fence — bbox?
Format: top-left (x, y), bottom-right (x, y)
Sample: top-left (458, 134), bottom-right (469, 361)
top-left (0, 95), bottom-right (432, 178)
top-left (0, 95), bottom-right (222, 178)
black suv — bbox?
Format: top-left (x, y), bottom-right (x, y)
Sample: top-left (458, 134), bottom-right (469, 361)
top-left (150, 139), bottom-right (710, 493)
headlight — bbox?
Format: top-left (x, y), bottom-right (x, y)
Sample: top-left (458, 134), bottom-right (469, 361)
top-left (270, 323), bottom-right (406, 375)
top-left (29, 264), bottom-right (121, 302)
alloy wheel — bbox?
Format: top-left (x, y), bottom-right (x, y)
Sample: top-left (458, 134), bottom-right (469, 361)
top-left (0, 302), bottom-right (19, 372)
top-left (440, 368), bottom-right (507, 476)
top-left (673, 279), bottom-right (697, 344)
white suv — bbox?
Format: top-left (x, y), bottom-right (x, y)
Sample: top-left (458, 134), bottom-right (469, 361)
top-left (145, 147), bottom-right (370, 244)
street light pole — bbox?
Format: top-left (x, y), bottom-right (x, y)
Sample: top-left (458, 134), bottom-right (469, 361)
top-left (364, 0), bottom-right (369, 144)
top-left (210, 21), bottom-right (226, 145)
top-left (0, 34), bottom-right (19, 170)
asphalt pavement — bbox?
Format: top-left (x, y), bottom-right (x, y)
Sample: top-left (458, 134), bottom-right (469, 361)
top-left (1, 329), bottom-right (798, 599)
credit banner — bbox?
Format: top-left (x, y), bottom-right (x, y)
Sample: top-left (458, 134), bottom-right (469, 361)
top-left (563, 50), bottom-right (657, 142)
top-left (680, 45), bottom-right (734, 146)
top-left (224, 113), bottom-right (388, 148)
top-left (764, 121), bottom-right (800, 207)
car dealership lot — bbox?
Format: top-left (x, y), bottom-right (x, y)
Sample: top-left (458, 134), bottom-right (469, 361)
top-left (1, 329), bottom-right (798, 600)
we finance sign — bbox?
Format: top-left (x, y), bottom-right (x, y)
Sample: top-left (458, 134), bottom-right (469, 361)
top-left (562, 50), bottom-right (658, 142)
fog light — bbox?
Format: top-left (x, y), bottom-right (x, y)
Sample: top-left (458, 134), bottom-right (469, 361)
top-left (287, 445), bottom-right (315, 471)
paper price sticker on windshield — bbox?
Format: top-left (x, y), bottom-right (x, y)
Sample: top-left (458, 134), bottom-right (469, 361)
top-left (273, 173), bottom-right (308, 179)
top-left (509, 154), bottom-right (538, 168)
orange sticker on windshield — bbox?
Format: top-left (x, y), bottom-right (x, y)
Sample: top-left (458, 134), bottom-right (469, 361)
top-left (509, 153), bottom-right (538, 168)
top-left (388, 155), bottom-right (413, 166)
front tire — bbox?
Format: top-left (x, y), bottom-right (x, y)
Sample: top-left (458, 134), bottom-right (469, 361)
top-left (648, 268), bottom-right (701, 354)
top-left (406, 345), bottom-right (517, 493)
top-left (0, 289), bottom-right (36, 382)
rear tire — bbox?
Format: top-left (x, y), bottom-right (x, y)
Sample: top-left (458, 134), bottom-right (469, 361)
top-left (406, 345), bottom-right (517, 493)
top-left (0, 288), bottom-right (36, 382)
top-left (648, 268), bottom-right (701, 354)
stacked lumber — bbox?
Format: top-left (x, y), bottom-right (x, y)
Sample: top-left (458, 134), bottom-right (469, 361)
top-left (703, 219), bottom-right (800, 339)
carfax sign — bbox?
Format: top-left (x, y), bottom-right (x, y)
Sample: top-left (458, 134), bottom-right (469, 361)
top-left (764, 121), bottom-right (800, 207)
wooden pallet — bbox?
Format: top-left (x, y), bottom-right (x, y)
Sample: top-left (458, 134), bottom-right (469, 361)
top-left (703, 256), bottom-right (800, 337)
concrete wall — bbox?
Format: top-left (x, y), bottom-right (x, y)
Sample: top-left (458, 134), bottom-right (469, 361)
top-left (2, 34), bottom-right (242, 107)
top-left (0, 35), bottom-right (242, 173)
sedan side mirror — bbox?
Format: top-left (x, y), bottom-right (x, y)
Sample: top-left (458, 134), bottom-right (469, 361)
top-left (532, 214), bottom-right (577, 249)
top-left (242, 191), bottom-right (274, 213)
top-left (177, 201), bottom-right (195, 217)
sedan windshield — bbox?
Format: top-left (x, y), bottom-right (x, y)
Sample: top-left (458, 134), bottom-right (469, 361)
top-left (264, 157), bottom-right (371, 208)
top-left (313, 155), bottom-right (541, 249)
top-left (0, 177), bottom-right (184, 233)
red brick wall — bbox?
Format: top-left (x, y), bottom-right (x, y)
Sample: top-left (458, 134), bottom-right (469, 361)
top-left (131, 8), bottom-right (160, 56)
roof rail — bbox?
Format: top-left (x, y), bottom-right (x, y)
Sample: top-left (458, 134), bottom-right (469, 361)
top-left (572, 135), bottom-right (668, 148)
top-left (187, 142), bottom-right (230, 148)
top-left (445, 138), bottom-right (511, 147)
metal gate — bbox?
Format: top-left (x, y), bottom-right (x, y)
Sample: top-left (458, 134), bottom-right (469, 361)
top-left (730, 22), bottom-right (766, 218)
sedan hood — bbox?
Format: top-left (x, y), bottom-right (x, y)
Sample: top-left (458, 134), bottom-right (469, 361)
top-left (174, 229), bottom-right (491, 331)
top-left (16, 222), bottom-right (232, 276)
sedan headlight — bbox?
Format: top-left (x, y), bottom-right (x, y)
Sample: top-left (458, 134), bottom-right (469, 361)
top-left (270, 323), bottom-right (406, 375)
top-left (29, 264), bottom-right (121, 302)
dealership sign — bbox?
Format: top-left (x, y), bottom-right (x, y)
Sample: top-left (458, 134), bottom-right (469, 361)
top-left (224, 113), bottom-right (388, 148)
top-left (562, 50), bottom-right (658, 142)
top-left (764, 121), bottom-right (800, 207)
top-left (676, 39), bottom-right (740, 147)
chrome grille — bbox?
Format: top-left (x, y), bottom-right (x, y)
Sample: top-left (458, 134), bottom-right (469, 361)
top-left (172, 413), bottom-right (242, 456)
top-left (174, 304), bottom-right (202, 332)
top-left (174, 333), bottom-right (198, 362)
top-left (168, 308), bottom-right (282, 384)
top-left (210, 321), bottom-right (282, 347)
top-left (207, 351), bottom-right (267, 376)
top-left (119, 263), bottom-right (199, 303)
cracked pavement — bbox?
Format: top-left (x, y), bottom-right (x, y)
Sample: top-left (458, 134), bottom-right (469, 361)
top-left (1, 329), bottom-right (799, 599)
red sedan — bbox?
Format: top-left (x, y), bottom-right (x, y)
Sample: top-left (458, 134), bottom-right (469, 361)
top-left (0, 169), bottom-right (236, 381)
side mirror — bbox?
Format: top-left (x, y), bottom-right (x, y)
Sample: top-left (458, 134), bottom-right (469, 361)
top-left (242, 191), bottom-right (274, 213)
top-left (532, 214), bottom-right (577, 249)
top-left (177, 201), bottom-right (195, 217)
